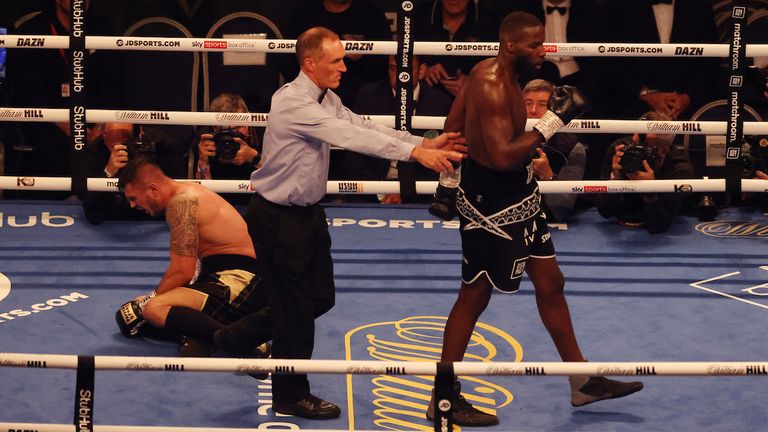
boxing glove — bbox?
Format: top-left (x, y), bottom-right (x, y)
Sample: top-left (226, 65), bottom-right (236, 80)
top-left (429, 183), bottom-right (458, 221)
top-left (115, 300), bottom-right (147, 338)
top-left (533, 85), bottom-right (591, 142)
top-left (115, 290), bottom-right (157, 338)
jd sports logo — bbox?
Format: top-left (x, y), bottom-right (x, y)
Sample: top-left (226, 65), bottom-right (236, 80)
top-left (0, 272), bottom-right (10, 303)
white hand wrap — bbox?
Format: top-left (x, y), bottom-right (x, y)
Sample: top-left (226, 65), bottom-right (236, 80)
top-left (532, 110), bottom-right (565, 142)
top-left (137, 290), bottom-right (157, 309)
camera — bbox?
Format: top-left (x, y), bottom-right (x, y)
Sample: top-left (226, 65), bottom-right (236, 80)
top-left (212, 127), bottom-right (246, 162)
top-left (620, 141), bottom-right (656, 174)
top-left (740, 137), bottom-right (768, 178)
top-left (124, 140), bottom-right (156, 160)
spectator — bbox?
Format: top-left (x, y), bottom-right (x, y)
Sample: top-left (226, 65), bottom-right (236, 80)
top-left (611, 0), bottom-right (721, 121)
top-left (495, 0), bottom-right (622, 181)
top-left (344, 55), bottom-right (453, 203)
top-left (413, 0), bottom-right (499, 100)
top-left (524, 79), bottom-right (586, 221)
top-left (196, 93), bottom-right (261, 206)
top-left (596, 110), bottom-right (694, 233)
top-left (283, 0), bottom-right (392, 107)
top-left (3, 0), bottom-right (120, 199)
top-left (80, 123), bottom-right (176, 224)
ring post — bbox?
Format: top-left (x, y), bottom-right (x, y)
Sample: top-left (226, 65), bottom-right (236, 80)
top-left (74, 355), bottom-right (95, 432)
top-left (69, 0), bottom-right (88, 197)
top-left (725, 2), bottom-right (748, 194)
top-left (433, 361), bottom-right (454, 432)
top-left (396, 0), bottom-right (418, 203)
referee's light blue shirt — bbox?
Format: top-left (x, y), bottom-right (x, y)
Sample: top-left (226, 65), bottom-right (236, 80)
top-left (250, 71), bottom-right (423, 206)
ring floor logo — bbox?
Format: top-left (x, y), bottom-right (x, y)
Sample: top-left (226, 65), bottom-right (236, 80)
top-left (0, 272), bottom-right (9, 302)
top-left (691, 266), bottom-right (768, 311)
top-left (345, 316), bottom-right (520, 431)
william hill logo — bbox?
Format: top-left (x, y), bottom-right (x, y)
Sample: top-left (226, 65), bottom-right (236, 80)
top-left (695, 221), bottom-right (768, 238)
top-left (150, 111), bottom-right (170, 120)
top-left (746, 365), bottom-right (767, 375)
top-left (345, 316), bottom-right (519, 431)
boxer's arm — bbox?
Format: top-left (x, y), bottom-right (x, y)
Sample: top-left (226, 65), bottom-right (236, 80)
top-left (157, 193), bottom-right (199, 294)
top-left (443, 81), bottom-right (467, 133)
top-left (475, 79), bottom-right (541, 170)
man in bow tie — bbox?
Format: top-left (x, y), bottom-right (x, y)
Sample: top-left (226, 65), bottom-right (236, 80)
top-left (609, 0), bottom-right (720, 121)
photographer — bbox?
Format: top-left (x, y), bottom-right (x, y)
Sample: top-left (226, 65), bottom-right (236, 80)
top-left (81, 122), bottom-right (164, 224)
top-left (195, 93), bottom-right (261, 205)
top-left (596, 110), bottom-right (693, 234)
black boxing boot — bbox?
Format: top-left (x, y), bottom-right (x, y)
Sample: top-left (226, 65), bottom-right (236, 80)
top-left (426, 381), bottom-right (498, 426)
top-left (570, 374), bottom-right (644, 407)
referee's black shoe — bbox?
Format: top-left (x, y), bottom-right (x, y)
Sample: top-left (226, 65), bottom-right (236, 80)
top-left (273, 393), bottom-right (341, 419)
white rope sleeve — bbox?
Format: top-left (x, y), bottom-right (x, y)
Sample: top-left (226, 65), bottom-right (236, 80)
top-left (0, 177), bottom-right (740, 194)
top-left (3, 108), bottom-right (767, 136)
top-left (0, 425), bottom-right (363, 432)
top-left (3, 35), bottom-right (768, 57)
top-left (1, 353), bottom-right (767, 376)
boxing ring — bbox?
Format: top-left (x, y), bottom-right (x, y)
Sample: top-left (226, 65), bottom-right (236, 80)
top-left (2, 2), bottom-right (768, 431)
top-left (1, 201), bottom-right (768, 431)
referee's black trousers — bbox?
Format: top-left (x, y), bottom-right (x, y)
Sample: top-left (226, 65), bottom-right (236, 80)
top-left (247, 192), bottom-right (336, 403)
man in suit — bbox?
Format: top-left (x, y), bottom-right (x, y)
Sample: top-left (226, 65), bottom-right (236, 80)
top-left (344, 55), bottom-right (454, 203)
top-left (611, 0), bottom-right (721, 120)
top-left (283, 0), bottom-right (392, 108)
top-left (413, 0), bottom-right (499, 100)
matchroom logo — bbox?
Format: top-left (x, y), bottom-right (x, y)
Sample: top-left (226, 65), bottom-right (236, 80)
top-left (344, 316), bottom-right (520, 431)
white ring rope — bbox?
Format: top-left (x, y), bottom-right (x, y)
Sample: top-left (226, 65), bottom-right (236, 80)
top-left (0, 426), bottom-right (375, 432)
top-left (1, 177), bottom-right (762, 194)
top-left (2, 34), bottom-right (765, 196)
top-left (1, 353), bottom-right (767, 376)
top-left (3, 35), bottom-right (768, 57)
top-left (0, 176), bottom-right (751, 194)
top-left (1, 108), bottom-right (766, 135)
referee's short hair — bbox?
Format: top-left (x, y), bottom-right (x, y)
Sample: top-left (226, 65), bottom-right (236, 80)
top-left (296, 26), bottom-right (340, 65)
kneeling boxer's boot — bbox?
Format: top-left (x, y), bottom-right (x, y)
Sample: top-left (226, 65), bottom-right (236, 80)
top-left (426, 381), bottom-right (499, 427)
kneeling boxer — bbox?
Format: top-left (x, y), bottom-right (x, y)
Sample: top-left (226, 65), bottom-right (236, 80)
top-left (114, 159), bottom-right (270, 362)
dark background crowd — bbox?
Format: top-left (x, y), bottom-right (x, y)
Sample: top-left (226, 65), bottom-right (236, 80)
top-left (0, 0), bottom-right (767, 227)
